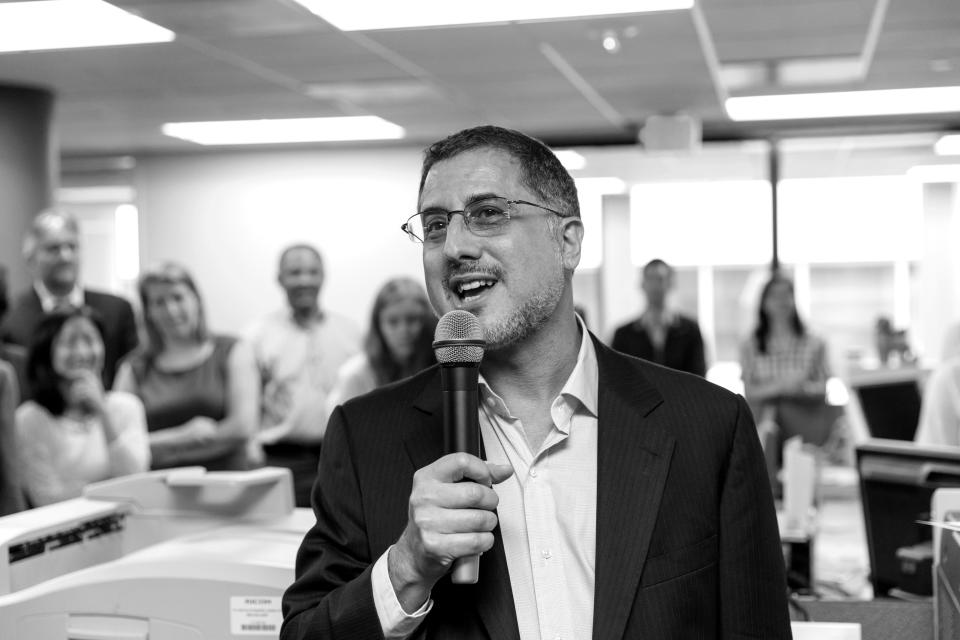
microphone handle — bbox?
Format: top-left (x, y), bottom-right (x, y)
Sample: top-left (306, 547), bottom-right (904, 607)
top-left (440, 365), bottom-right (481, 584)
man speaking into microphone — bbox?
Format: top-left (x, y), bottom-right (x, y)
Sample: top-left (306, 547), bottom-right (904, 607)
top-left (281, 126), bottom-right (791, 639)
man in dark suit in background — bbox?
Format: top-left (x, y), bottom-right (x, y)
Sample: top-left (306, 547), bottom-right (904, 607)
top-left (0, 210), bottom-right (138, 390)
top-left (612, 258), bottom-right (707, 377)
top-left (282, 126), bottom-right (790, 639)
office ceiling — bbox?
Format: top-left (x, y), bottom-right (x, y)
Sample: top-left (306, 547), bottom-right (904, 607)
top-left (0, 0), bottom-right (958, 156)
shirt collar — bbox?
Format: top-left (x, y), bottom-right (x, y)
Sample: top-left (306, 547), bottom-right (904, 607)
top-left (286, 307), bottom-right (325, 328)
top-left (479, 315), bottom-right (599, 420)
top-left (639, 307), bottom-right (676, 329)
top-left (34, 281), bottom-right (84, 313)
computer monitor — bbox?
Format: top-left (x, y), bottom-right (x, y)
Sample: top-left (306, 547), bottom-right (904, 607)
top-left (857, 439), bottom-right (960, 597)
top-left (848, 368), bottom-right (924, 441)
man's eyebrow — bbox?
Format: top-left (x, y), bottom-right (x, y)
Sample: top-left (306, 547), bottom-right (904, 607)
top-left (465, 192), bottom-right (502, 204)
top-left (419, 192), bottom-right (503, 213)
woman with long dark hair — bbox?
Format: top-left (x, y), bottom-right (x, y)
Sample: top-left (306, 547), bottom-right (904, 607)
top-left (16, 307), bottom-right (149, 505)
top-left (327, 277), bottom-right (437, 409)
top-left (740, 274), bottom-right (832, 487)
top-left (114, 262), bottom-right (258, 470)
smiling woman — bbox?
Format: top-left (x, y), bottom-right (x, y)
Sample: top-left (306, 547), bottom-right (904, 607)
top-left (113, 262), bottom-right (259, 471)
top-left (16, 307), bottom-right (150, 506)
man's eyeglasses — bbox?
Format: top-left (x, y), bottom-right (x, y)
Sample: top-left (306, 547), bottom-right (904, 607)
top-left (401, 196), bottom-right (565, 244)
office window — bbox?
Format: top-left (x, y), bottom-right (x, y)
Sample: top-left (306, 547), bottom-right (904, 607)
top-left (808, 263), bottom-right (897, 367)
top-left (778, 176), bottom-right (922, 264)
top-left (630, 180), bottom-right (772, 267)
top-left (713, 266), bottom-right (764, 362)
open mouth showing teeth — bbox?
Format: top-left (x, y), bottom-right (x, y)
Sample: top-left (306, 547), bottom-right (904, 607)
top-left (455, 279), bottom-right (496, 300)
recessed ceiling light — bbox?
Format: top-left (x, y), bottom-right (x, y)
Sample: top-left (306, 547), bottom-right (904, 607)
top-left (293, 0), bottom-right (694, 31)
top-left (0, 0), bottom-right (174, 53)
top-left (161, 116), bottom-right (405, 145)
top-left (726, 86), bottom-right (960, 121)
top-left (934, 134), bottom-right (960, 155)
top-left (906, 164), bottom-right (960, 183)
top-left (601, 31), bottom-right (621, 54)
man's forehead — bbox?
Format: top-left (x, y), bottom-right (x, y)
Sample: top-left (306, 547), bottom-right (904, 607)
top-left (421, 147), bottom-right (521, 203)
top-left (37, 223), bottom-right (78, 244)
top-left (281, 249), bottom-right (321, 269)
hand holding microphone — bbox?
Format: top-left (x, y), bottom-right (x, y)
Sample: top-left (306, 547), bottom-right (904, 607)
top-left (390, 311), bottom-right (513, 608)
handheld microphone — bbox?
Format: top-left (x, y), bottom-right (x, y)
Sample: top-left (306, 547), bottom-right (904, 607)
top-left (433, 310), bottom-right (486, 584)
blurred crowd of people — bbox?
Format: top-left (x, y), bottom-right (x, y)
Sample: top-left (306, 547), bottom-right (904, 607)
top-left (0, 210), bottom-right (439, 511)
top-left (1, 207), bottom-right (958, 515)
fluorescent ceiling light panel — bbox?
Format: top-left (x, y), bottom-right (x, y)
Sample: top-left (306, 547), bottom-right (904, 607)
top-left (162, 116), bottom-right (405, 145)
top-left (726, 86), bottom-right (960, 121)
top-left (0, 0), bottom-right (174, 53)
top-left (906, 164), bottom-right (960, 183)
top-left (776, 56), bottom-right (864, 87)
top-left (294, 0), bottom-right (693, 31)
top-left (935, 135), bottom-right (960, 155)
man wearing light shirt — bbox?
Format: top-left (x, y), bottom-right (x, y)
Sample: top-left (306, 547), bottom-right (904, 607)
top-left (1, 210), bottom-right (138, 392)
top-left (244, 244), bottom-right (361, 507)
top-left (281, 126), bottom-right (790, 639)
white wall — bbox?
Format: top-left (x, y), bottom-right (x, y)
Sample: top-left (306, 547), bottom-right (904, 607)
top-left (74, 136), bottom-right (958, 359)
top-left (134, 147), bottom-right (426, 334)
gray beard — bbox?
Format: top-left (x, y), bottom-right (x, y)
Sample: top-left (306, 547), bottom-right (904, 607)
top-left (481, 257), bottom-right (566, 351)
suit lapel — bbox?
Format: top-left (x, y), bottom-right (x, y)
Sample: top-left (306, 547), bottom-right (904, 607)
top-left (405, 370), bottom-right (520, 640)
top-left (592, 339), bottom-right (676, 640)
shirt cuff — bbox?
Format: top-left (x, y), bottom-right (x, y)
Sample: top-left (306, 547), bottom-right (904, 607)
top-left (371, 545), bottom-right (432, 639)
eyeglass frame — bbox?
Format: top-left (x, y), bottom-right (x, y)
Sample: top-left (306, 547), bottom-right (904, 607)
top-left (400, 196), bottom-right (567, 244)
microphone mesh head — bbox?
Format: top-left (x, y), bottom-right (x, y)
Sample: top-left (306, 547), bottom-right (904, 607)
top-left (434, 310), bottom-right (485, 364)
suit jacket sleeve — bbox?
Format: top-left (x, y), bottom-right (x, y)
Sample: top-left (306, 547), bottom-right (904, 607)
top-left (719, 395), bottom-right (792, 638)
top-left (686, 321), bottom-right (707, 378)
top-left (0, 361), bottom-right (25, 515)
top-left (118, 297), bottom-right (139, 363)
top-left (280, 405), bottom-right (386, 640)
top-left (610, 326), bottom-right (627, 353)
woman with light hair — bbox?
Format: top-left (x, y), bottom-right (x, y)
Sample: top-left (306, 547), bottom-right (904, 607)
top-left (114, 262), bottom-right (258, 470)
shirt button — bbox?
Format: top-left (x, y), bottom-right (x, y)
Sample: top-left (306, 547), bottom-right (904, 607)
top-left (529, 467), bottom-right (538, 477)
top-left (486, 397), bottom-right (496, 407)
top-left (541, 549), bottom-right (551, 559)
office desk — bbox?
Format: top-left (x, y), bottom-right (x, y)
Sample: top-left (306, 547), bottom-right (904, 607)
top-left (780, 509), bottom-right (817, 595)
top-left (792, 598), bottom-right (933, 640)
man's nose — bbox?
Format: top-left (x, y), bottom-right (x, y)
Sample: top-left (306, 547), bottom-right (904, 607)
top-left (441, 215), bottom-right (482, 261)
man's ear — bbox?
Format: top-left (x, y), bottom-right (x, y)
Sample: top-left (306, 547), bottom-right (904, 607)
top-left (560, 217), bottom-right (584, 271)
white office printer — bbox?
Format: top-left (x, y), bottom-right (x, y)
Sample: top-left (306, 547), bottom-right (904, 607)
top-left (0, 467), bottom-right (313, 639)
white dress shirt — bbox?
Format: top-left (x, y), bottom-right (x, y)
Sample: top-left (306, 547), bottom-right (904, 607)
top-left (34, 281), bottom-right (84, 313)
top-left (243, 309), bottom-right (361, 444)
top-left (373, 319), bottom-right (599, 640)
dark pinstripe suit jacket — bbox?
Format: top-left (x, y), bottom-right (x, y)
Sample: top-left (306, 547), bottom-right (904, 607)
top-left (281, 335), bottom-right (792, 640)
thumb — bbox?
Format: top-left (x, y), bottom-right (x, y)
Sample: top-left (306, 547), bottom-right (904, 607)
top-left (486, 461), bottom-right (514, 485)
